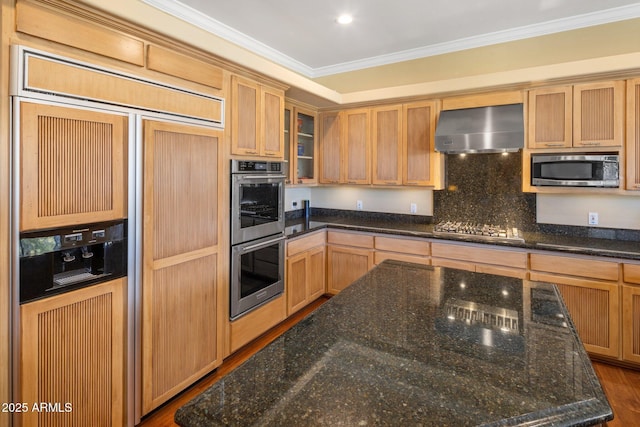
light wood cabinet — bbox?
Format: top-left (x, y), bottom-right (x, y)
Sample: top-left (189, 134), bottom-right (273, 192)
top-left (573, 81), bottom-right (625, 148)
top-left (19, 278), bottom-right (126, 427)
top-left (326, 231), bottom-right (374, 294)
top-left (527, 85), bottom-right (573, 149)
top-left (231, 75), bottom-right (284, 158)
top-left (374, 235), bottom-right (430, 265)
top-left (319, 109), bottom-right (371, 184)
top-left (19, 102), bottom-right (127, 231)
top-left (622, 284), bottom-right (640, 364)
top-left (527, 81), bottom-right (624, 149)
top-left (403, 100), bottom-right (441, 186)
top-left (626, 77), bottom-right (640, 190)
top-left (319, 111), bottom-right (342, 183)
top-left (372, 105), bottom-right (402, 185)
top-left (529, 253), bottom-right (620, 359)
top-left (285, 103), bottom-right (318, 185)
top-left (343, 108), bottom-right (371, 184)
top-left (141, 120), bottom-right (224, 414)
top-left (431, 241), bottom-right (528, 279)
top-left (286, 231), bottom-right (326, 315)
top-left (622, 263), bottom-right (640, 364)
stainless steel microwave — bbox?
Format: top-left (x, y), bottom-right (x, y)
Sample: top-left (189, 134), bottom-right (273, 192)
top-left (531, 153), bottom-right (619, 188)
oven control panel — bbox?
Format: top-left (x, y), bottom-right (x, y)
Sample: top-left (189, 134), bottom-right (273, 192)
top-left (232, 160), bottom-right (282, 173)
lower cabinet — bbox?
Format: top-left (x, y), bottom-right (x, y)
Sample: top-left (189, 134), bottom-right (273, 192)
top-left (286, 231), bottom-right (326, 315)
top-left (326, 231), bottom-right (374, 294)
top-left (622, 264), bottom-right (640, 364)
top-left (530, 253), bottom-right (620, 359)
top-left (19, 278), bottom-right (126, 427)
top-left (431, 241), bottom-right (528, 278)
top-left (374, 235), bottom-right (430, 265)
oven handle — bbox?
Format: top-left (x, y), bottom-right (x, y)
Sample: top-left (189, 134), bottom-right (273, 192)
top-left (241, 235), bottom-right (286, 252)
top-left (240, 175), bottom-right (286, 180)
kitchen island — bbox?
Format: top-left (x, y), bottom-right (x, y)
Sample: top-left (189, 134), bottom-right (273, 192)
top-left (175, 261), bottom-right (613, 426)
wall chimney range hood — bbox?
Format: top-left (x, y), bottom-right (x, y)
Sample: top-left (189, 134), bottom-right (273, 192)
top-left (435, 104), bottom-right (524, 154)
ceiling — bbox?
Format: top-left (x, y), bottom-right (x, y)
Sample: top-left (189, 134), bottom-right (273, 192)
top-left (142, 0), bottom-right (640, 80)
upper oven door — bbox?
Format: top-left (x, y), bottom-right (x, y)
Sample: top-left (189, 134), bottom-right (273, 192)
top-left (231, 173), bottom-right (285, 244)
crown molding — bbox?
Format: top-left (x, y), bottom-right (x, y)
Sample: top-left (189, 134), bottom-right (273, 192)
top-left (142, 0), bottom-right (640, 78)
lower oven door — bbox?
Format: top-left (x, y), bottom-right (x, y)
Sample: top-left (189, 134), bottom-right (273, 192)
top-left (230, 234), bottom-right (285, 320)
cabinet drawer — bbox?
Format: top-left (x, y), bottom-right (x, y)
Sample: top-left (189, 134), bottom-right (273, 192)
top-left (624, 264), bottom-right (640, 285)
top-left (287, 230), bottom-right (326, 257)
top-left (374, 252), bottom-right (430, 266)
top-left (375, 236), bottom-right (429, 256)
top-left (530, 253), bottom-right (619, 281)
top-left (327, 231), bottom-right (374, 248)
top-left (431, 242), bottom-right (527, 269)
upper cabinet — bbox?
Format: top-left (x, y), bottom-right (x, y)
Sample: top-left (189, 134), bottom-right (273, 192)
top-left (403, 100), bottom-right (440, 186)
top-left (372, 105), bottom-right (402, 185)
top-left (319, 111), bottom-right (342, 184)
top-left (19, 102), bottom-right (127, 231)
top-left (527, 80), bottom-right (625, 149)
top-left (343, 108), bottom-right (371, 185)
top-left (285, 102), bottom-right (318, 185)
top-left (231, 75), bottom-right (285, 158)
top-left (320, 100), bottom-right (441, 187)
top-left (318, 109), bottom-right (371, 185)
top-left (626, 77), bottom-right (640, 191)
top-left (528, 85), bottom-right (572, 149)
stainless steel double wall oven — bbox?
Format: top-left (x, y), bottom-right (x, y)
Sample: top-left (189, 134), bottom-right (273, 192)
top-left (230, 160), bottom-right (286, 319)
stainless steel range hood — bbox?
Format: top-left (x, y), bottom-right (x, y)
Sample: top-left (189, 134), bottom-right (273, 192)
top-left (435, 103), bottom-right (524, 154)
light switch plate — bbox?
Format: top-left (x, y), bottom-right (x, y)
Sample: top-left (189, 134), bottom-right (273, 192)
top-left (588, 212), bottom-right (599, 225)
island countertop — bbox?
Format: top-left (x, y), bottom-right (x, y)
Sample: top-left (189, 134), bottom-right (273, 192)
top-left (175, 261), bottom-right (613, 426)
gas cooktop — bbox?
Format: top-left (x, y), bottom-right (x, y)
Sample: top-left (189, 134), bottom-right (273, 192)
top-left (433, 221), bottom-right (524, 242)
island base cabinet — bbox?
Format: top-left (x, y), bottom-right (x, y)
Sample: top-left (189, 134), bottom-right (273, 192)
top-left (18, 278), bottom-right (126, 427)
top-left (622, 285), bottom-right (640, 364)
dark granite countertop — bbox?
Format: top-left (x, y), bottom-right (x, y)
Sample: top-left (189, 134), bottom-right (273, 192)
top-left (285, 216), bottom-right (640, 261)
top-left (175, 261), bottom-right (613, 426)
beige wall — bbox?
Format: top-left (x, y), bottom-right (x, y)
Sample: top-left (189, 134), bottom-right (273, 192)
top-left (309, 187), bottom-right (434, 216)
top-left (537, 194), bottom-right (640, 230)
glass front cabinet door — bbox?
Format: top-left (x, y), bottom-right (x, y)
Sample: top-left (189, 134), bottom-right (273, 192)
top-left (285, 102), bottom-right (317, 185)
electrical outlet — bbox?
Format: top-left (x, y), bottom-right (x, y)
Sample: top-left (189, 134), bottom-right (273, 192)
top-left (588, 212), bottom-right (599, 225)
top-left (356, 200), bottom-right (363, 210)
top-left (410, 203), bottom-right (417, 214)
top-left (292, 200), bottom-right (298, 210)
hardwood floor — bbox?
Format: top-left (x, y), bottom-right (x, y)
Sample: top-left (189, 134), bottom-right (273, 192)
top-left (592, 361), bottom-right (640, 426)
top-left (138, 297), bottom-right (640, 427)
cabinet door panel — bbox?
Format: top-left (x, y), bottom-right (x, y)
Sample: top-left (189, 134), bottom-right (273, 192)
top-left (372, 106), bottom-right (402, 185)
top-left (307, 246), bottom-right (326, 300)
top-left (573, 81), bottom-right (624, 147)
top-left (527, 86), bottom-right (572, 149)
top-left (530, 272), bottom-right (619, 358)
top-left (319, 112), bottom-right (342, 183)
top-left (20, 278), bottom-right (126, 427)
top-left (20, 102), bottom-right (127, 230)
top-left (231, 76), bottom-right (259, 155)
top-left (343, 109), bottom-right (370, 184)
top-left (627, 78), bottom-right (640, 190)
top-left (262, 87), bottom-right (284, 157)
top-left (287, 252), bottom-right (308, 315)
top-left (142, 120), bottom-right (223, 414)
top-left (622, 285), bottom-right (640, 364)
top-left (327, 246), bottom-right (373, 294)
top-left (403, 101), bottom-right (438, 185)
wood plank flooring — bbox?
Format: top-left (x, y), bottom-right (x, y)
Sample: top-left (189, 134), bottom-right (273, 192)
top-left (138, 297), bottom-right (640, 427)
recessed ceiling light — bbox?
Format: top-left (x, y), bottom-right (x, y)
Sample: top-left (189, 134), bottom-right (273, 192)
top-left (336, 14), bottom-right (353, 25)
